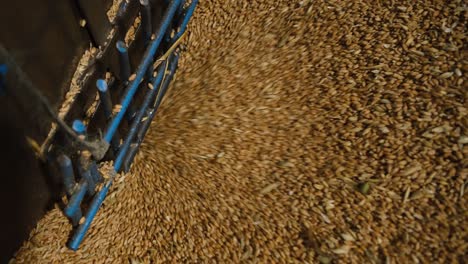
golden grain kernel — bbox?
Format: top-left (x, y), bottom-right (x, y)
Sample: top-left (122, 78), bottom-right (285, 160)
top-left (113, 104), bottom-right (122, 114)
top-left (79, 19), bottom-right (87, 27)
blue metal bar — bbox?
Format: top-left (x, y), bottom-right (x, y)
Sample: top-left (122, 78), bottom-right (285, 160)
top-left (104, 0), bottom-right (181, 144)
top-left (116, 41), bottom-right (131, 82)
top-left (116, 0), bottom-right (130, 39)
top-left (116, 42), bottom-right (137, 121)
top-left (173, 0), bottom-right (198, 40)
top-left (72, 119), bottom-right (86, 135)
top-left (69, 179), bottom-right (112, 249)
top-left (176, 0), bottom-right (186, 21)
top-left (96, 79), bottom-right (113, 119)
top-left (164, 0), bottom-right (185, 42)
top-left (72, 120), bottom-right (97, 195)
top-left (57, 154), bottom-right (76, 196)
top-left (69, 210), bottom-right (82, 226)
top-left (66, 119), bottom-right (89, 223)
top-left (114, 60), bottom-right (168, 170)
top-left (122, 55), bottom-right (179, 170)
top-left (122, 143), bottom-right (139, 172)
top-left (164, 0), bottom-right (186, 43)
top-left (80, 168), bottom-right (96, 196)
top-left (140, 0), bottom-right (152, 44)
top-left (97, 79), bottom-right (120, 153)
top-left (64, 180), bottom-right (88, 221)
top-left (89, 161), bottom-right (102, 184)
top-left (68, 58), bottom-right (173, 251)
top-left (153, 61), bottom-right (177, 109)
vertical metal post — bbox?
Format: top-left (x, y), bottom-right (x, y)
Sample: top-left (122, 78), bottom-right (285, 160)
top-left (96, 79), bottom-right (113, 119)
top-left (79, 160), bottom-right (96, 196)
top-left (140, 0), bottom-right (154, 79)
top-left (57, 154), bottom-right (76, 196)
top-left (64, 181), bottom-right (88, 226)
top-left (176, 0), bottom-right (186, 23)
top-left (116, 0), bottom-right (129, 40)
top-left (116, 41), bottom-right (136, 121)
top-left (89, 161), bottom-right (102, 184)
top-left (72, 119), bottom-right (86, 135)
top-left (96, 79), bottom-right (120, 153)
top-left (116, 41), bottom-right (131, 82)
top-left (140, 0), bottom-right (152, 45)
top-left (72, 120), bottom-right (96, 195)
top-left (173, 0), bottom-right (198, 40)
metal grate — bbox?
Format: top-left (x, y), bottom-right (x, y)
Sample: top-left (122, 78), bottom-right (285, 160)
top-left (57, 0), bottom-right (198, 250)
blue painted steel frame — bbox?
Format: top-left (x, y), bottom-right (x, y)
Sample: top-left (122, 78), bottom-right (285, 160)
top-left (103, 0), bottom-right (181, 144)
top-left (67, 0), bottom-right (197, 250)
top-left (123, 54), bottom-right (179, 171)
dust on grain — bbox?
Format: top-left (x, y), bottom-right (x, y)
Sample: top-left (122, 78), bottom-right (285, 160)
top-left (14, 0), bottom-right (467, 263)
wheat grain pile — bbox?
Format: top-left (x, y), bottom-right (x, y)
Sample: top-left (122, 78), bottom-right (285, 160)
top-left (14, 0), bottom-right (467, 263)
